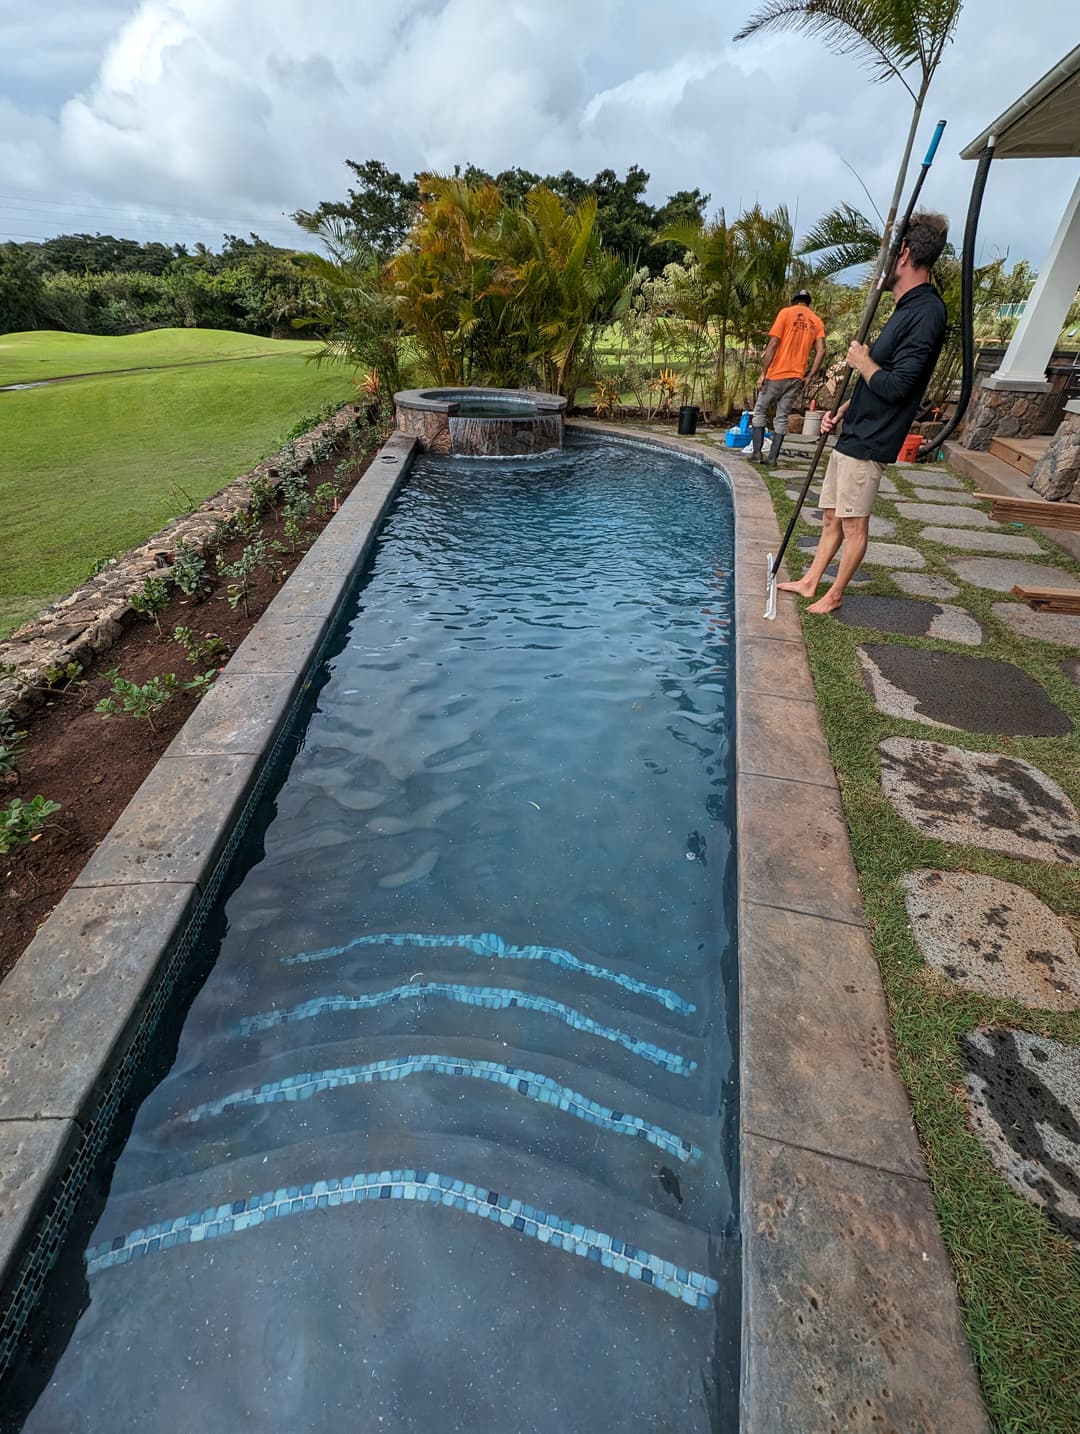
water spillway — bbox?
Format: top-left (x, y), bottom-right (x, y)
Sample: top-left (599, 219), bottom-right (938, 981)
top-left (13, 435), bottom-right (738, 1432)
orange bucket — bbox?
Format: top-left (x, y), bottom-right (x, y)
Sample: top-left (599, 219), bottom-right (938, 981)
top-left (898, 432), bottom-right (922, 463)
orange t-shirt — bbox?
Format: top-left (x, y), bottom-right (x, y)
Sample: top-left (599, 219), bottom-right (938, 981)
top-left (764, 305), bottom-right (825, 381)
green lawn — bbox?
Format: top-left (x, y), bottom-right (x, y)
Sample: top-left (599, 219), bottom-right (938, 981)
top-left (0, 327), bottom-right (302, 386)
top-left (0, 330), bottom-right (355, 637)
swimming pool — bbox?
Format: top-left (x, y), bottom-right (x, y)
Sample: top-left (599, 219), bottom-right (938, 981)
top-left (12, 434), bottom-right (738, 1431)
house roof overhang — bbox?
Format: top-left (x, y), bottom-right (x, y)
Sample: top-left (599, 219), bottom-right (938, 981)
top-left (961, 44), bottom-right (1080, 159)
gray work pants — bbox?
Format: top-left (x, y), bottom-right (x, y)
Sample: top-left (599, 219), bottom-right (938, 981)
top-left (752, 377), bottom-right (802, 436)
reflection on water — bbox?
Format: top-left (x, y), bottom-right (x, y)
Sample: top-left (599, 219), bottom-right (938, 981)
top-left (17, 436), bottom-right (738, 1434)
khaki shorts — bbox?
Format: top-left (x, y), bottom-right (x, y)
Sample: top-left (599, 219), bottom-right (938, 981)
top-left (818, 450), bottom-right (884, 518)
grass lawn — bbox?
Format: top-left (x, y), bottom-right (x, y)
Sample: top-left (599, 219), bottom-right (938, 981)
top-left (762, 461), bottom-right (1080, 1433)
top-left (0, 327), bottom-right (302, 386)
top-left (0, 330), bottom-right (355, 637)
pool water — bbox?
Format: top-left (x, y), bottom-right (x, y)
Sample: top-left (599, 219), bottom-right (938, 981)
top-left (17, 436), bottom-right (738, 1432)
top-left (423, 392), bottom-right (538, 417)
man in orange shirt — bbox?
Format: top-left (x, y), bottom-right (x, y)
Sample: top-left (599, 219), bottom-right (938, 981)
top-left (749, 288), bottom-right (825, 465)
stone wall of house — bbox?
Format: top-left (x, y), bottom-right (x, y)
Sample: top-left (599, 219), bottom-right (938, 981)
top-left (1030, 410), bottom-right (1080, 502)
top-left (960, 378), bottom-right (1062, 451)
top-left (0, 405), bottom-right (365, 720)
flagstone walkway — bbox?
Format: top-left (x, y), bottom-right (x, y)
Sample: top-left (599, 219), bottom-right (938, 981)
top-left (766, 447), bottom-right (1080, 1260)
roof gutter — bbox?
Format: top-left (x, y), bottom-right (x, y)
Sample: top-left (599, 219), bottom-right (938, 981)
top-left (960, 43), bottom-right (1080, 159)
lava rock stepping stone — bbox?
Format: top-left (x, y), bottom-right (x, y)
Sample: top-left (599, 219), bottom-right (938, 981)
top-left (1063, 656), bottom-right (1080, 690)
top-left (903, 870), bottom-right (1080, 1010)
top-left (921, 526), bottom-right (1043, 555)
top-left (909, 488), bottom-right (980, 506)
top-left (878, 474), bottom-right (899, 496)
top-left (785, 489), bottom-right (820, 505)
top-left (836, 595), bottom-right (983, 645)
top-left (992, 603), bottom-right (1080, 645)
top-left (895, 503), bottom-right (996, 528)
top-left (863, 541), bottom-right (925, 569)
top-left (962, 1028), bottom-right (1080, 1246)
top-left (879, 736), bottom-right (1080, 864)
top-left (894, 467), bottom-right (961, 489)
top-left (949, 557), bottom-right (1080, 594)
top-left (893, 572), bottom-right (960, 600)
top-left (859, 646), bottom-right (1069, 734)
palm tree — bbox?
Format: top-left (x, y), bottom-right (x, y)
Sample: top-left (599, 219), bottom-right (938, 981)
top-left (798, 202), bottom-right (883, 277)
top-left (734, 0), bottom-right (963, 280)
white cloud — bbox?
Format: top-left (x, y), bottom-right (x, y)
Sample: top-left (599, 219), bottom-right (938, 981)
top-left (0, 0), bottom-right (1076, 265)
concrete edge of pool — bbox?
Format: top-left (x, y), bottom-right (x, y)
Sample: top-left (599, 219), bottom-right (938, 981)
top-left (0, 421), bottom-right (988, 1430)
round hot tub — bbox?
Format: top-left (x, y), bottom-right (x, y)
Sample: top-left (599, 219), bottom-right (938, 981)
top-left (394, 386), bottom-right (567, 456)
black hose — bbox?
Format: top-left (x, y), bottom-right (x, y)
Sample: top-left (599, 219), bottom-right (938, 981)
top-left (918, 138), bottom-right (996, 460)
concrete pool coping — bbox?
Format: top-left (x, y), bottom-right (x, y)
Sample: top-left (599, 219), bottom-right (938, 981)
top-left (0, 421), bottom-right (986, 1428)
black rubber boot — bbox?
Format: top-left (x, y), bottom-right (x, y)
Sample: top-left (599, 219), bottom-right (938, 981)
top-left (748, 426), bottom-right (766, 462)
top-left (767, 432), bottom-right (784, 466)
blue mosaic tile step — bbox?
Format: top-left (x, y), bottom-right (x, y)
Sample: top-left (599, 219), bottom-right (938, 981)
top-left (183, 1053), bottom-right (702, 1163)
top-left (283, 931), bottom-right (695, 1015)
top-left (85, 1168), bottom-right (719, 1309)
top-left (238, 984), bottom-right (696, 1075)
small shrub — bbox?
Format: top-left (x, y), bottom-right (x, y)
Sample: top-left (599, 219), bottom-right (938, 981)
top-left (312, 481), bottom-right (338, 517)
top-left (130, 575), bottom-right (171, 633)
top-left (184, 670), bottom-right (218, 701)
top-left (0, 711), bottom-right (27, 778)
top-left (219, 534), bottom-right (269, 617)
top-left (172, 541), bottom-right (209, 598)
top-left (169, 481), bottom-right (198, 515)
top-left (247, 474), bottom-right (276, 518)
top-left (89, 556), bottom-right (116, 577)
top-left (0, 796), bottom-right (62, 854)
top-left (42, 661), bottom-right (83, 692)
top-left (282, 506), bottom-right (306, 554)
top-left (95, 670), bottom-right (179, 732)
top-left (173, 626), bottom-right (230, 668)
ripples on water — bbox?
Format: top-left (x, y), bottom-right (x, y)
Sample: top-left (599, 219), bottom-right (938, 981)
top-left (18, 436), bottom-right (738, 1434)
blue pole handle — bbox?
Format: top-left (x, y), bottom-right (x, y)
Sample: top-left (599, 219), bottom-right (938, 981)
top-left (922, 120), bottom-right (946, 166)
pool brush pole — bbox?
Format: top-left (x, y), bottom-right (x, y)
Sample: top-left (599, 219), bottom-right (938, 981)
top-left (765, 120), bottom-right (946, 618)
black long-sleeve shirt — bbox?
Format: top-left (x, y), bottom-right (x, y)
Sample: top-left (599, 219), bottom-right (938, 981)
top-left (837, 282), bottom-right (947, 463)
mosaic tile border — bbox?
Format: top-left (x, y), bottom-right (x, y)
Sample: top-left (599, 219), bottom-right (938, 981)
top-left (283, 930), bottom-right (696, 1015)
top-left (0, 438), bottom-right (416, 1382)
top-left (238, 983), bottom-right (696, 1076)
top-left (84, 1167), bottom-right (719, 1309)
top-left (183, 1053), bottom-right (702, 1163)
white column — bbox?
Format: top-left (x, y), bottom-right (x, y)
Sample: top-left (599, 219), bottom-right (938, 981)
top-left (995, 171), bottom-right (1080, 386)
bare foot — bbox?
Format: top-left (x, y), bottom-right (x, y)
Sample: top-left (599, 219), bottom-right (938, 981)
top-left (776, 577), bottom-right (818, 597)
top-left (805, 592), bottom-right (843, 615)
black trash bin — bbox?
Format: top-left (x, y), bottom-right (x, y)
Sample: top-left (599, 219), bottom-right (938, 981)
top-left (677, 405), bottom-right (699, 435)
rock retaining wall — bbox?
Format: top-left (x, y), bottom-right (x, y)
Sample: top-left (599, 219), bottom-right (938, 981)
top-left (0, 406), bottom-right (365, 720)
top-left (960, 378), bottom-right (1062, 451)
top-left (1030, 409), bottom-right (1080, 502)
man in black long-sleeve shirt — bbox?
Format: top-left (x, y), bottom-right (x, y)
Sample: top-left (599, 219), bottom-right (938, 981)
top-left (779, 212), bottom-right (949, 614)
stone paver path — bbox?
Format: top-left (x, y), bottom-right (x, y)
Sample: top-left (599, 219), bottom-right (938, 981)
top-left (909, 488), bottom-right (981, 506)
top-left (903, 870), bottom-right (1080, 1011)
top-left (963, 1029), bottom-right (1080, 1247)
top-left (991, 603), bottom-right (1080, 644)
top-left (949, 557), bottom-right (1080, 594)
top-left (878, 737), bottom-right (1080, 864)
top-left (920, 527), bottom-right (1043, 555)
top-left (892, 572), bottom-right (960, 600)
top-left (862, 541), bottom-right (925, 569)
top-left (861, 648), bottom-right (1071, 734)
top-left (895, 503), bottom-right (997, 528)
top-left (835, 595), bottom-right (983, 645)
top-left (897, 470), bottom-right (962, 490)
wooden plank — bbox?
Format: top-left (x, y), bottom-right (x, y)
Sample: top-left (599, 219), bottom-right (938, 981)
top-left (988, 437), bottom-right (1048, 477)
top-left (972, 493), bottom-right (1080, 531)
top-left (1012, 584), bottom-right (1080, 613)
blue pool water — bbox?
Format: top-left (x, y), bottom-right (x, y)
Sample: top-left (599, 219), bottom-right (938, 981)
top-left (17, 435), bottom-right (738, 1432)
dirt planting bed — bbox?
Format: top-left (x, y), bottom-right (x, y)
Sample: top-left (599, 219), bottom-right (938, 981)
top-left (0, 417), bottom-right (391, 977)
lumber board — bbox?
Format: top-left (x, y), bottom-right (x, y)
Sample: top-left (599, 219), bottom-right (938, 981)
top-left (973, 493), bottom-right (1080, 531)
top-left (1011, 583), bottom-right (1080, 613)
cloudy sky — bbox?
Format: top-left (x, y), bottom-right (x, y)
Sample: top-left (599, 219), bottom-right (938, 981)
top-left (1, 1), bottom-right (1077, 268)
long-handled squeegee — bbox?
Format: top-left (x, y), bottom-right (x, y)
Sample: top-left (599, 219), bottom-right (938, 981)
top-left (764, 118), bottom-right (947, 619)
